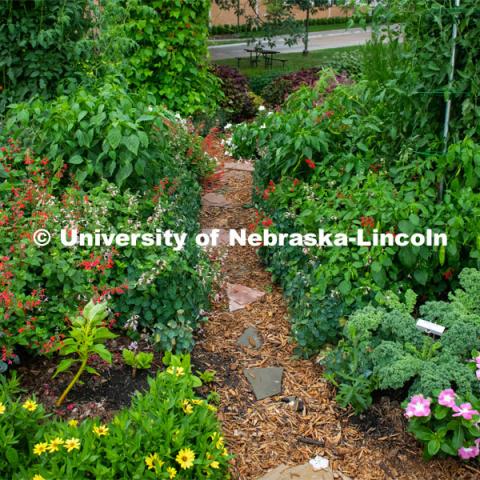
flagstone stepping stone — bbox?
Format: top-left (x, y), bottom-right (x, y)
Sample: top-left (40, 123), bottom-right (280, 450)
top-left (243, 367), bottom-right (283, 400)
top-left (237, 326), bottom-right (263, 349)
top-left (224, 161), bottom-right (254, 172)
top-left (201, 193), bottom-right (231, 208)
top-left (227, 283), bottom-right (265, 312)
top-left (257, 463), bottom-right (335, 480)
top-left (201, 228), bottom-right (230, 247)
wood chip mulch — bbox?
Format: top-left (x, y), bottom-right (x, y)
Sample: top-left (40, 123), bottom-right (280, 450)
top-left (193, 132), bottom-right (478, 480)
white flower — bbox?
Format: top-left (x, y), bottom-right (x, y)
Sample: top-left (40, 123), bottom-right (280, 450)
top-left (267, 111), bottom-right (273, 116)
top-left (260, 124), bottom-right (266, 129)
top-left (258, 105), bottom-right (266, 111)
top-left (224, 123), bottom-right (232, 130)
top-left (147, 105), bottom-right (153, 112)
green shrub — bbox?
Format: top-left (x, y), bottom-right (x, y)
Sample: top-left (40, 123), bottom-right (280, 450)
top-left (0, 137), bottom-right (213, 369)
top-left (4, 83), bottom-right (211, 189)
top-left (117, 0), bottom-right (220, 115)
top-left (232, 73), bottom-right (480, 355)
top-left (0, 355), bottom-right (231, 479)
top-left (0, 0), bottom-right (96, 114)
top-left (324, 269), bottom-right (480, 412)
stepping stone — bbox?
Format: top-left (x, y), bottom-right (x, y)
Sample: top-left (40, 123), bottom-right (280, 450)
top-left (224, 161), bottom-right (254, 172)
top-left (243, 367), bottom-right (283, 400)
top-left (201, 228), bottom-right (230, 247)
top-left (227, 283), bottom-right (265, 312)
top-left (257, 463), bottom-right (335, 480)
top-left (201, 193), bottom-right (231, 208)
top-left (237, 326), bottom-right (263, 349)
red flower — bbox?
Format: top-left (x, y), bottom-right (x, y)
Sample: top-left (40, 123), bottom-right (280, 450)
top-left (305, 158), bottom-right (316, 169)
top-left (360, 216), bottom-right (375, 229)
top-left (262, 218), bottom-right (273, 227)
top-left (443, 269), bottom-right (454, 281)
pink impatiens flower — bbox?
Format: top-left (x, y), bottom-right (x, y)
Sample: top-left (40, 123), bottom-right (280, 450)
top-left (458, 445), bottom-right (480, 460)
top-left (438, 389), bottom-right (456, 408)
top-left (405, 394), bottom-right (431, 418)
top-left (452, 403), bottom-right (480, 420)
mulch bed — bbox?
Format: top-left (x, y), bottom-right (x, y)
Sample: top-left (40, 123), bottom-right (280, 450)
top-left (192, 131), bottom-right (478, 480)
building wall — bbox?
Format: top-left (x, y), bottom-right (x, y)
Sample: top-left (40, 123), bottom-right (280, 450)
top-left (210, 1), bottom-right (352, 27)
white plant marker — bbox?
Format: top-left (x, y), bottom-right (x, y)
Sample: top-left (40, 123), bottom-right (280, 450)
top-left (416, 319), bottom-right (445, 336)
top-left (309, 455), bottom-right (329, 471)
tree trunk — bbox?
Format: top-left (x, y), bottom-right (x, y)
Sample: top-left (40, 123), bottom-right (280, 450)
top-left (303, 8), bottom-right (310, 55)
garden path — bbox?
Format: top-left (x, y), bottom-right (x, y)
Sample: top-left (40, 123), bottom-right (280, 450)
top-left (192, 134), bottom-right (476, 480)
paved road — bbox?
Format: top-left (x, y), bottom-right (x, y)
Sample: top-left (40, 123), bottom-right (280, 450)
top-left (209, 27), bottom-right (372, 60)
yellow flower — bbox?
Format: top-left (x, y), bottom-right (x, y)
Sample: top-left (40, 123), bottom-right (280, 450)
top-left (182, 400), bottom-right (193, 415)
top-left (167, 366), bottom-right (185, 377)
top-left (93, 424), bottom-right (109, 437)
top-left (210, 433), bottom-right (224, 449)
top-left (210, 461), bottom-right (220, 469)
top-left (222, 448), bottom-right (229, 457)
top-left (33, 475), bottom-right (45, 480)
top-left (22, 399), bottom-right (38, 412)
top-left (207, 404), bottom-right (217, 413)
top-left (47, 437), bottom-right (64, 453)
top-left (64, 437), bottom-right (80, 452)
top-left (176, 448), bottom-right (195, 470)
top-left (191, 399), bottom-right (203, 405)
top-left (167, 466), bottom-right (177, 478)
top-left (33, 442), bottom-right (48, 456)
top-left (0, 402), bottom-right (6, 415)
top-left (68, 419), bottom-right (78, 427)
top-left (145, 452), bottom-right (164, 472)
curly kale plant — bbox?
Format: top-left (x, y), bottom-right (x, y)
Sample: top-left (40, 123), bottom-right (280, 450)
top-left (325, 268), bottom-right (480, 412)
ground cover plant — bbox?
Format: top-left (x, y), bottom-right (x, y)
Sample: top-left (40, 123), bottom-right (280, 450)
top-left (0, 354), bottom-right (231, 479)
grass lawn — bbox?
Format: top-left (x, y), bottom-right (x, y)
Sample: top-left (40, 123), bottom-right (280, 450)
top-left (212, 45), bottom-right (363, 78)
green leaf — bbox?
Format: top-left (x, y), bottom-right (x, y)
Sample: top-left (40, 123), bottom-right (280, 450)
top-left (427, 439), bottom-right (440, 456)
top-left (5, 447), bottom-right (18, 466)
top-left (91, 344), bottom-right (112, 363)
top-left (53, 358), bottom-right (77, 377)
top-left (69, 154), bottom-right (83, 165)
top-left (115, 162), bottom-right (133, 185)
top-left (107, 126), bottom-right (122, 150)
top-left (124, 134), bottom-right (140, 155)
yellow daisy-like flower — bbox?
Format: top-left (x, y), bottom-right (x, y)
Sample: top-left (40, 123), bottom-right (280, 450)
top-left (33, 475), bottom-right (45, 480)
top-left (167, 466), bottom-right (177, 478)
top-left (93, 424), bottom-right (109, 437)
top-left (207, 404), bottom-right (217, 413)
top-left (191, 399), bottom-right (203, 405)
top-left (145, 452), bottom-right (163, 471)
top-left (167, 366), bottom-right (185, 377)
top-left (0, 402), bottom-right (6, 415)
top-left (68, 419), bottom-right (78, 427)
top-left (33, 442), bottom-right (48, 456)
top-left (47, 437), bottom-right (64, 453)
top-left (182, 400), bottom-right (193, 415)
top-left (176, 448), bottom-right (195, 470)
top-left (222, 447), bottom-right (229, 457)
top-left (22, 399), bottom-right (38, 412)
top-left (210, 432), bottom-right (224, 449)
top-left (64, 437), bottom-right (80, 452)
top-left (210, 461), bottom-right (220, 469)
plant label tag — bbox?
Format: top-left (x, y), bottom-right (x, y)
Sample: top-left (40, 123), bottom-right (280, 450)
top-left (416, 319), bottom-right (445, 336)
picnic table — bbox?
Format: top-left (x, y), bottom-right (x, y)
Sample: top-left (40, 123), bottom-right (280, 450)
top-left (242, 47), bottom-right (287, 69)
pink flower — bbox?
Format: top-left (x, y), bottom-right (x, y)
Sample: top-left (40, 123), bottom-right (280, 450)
top-left (476, 370), bottom-right (480, 380)
top-left (438, 389), bottom-right (456, 408)
top-left (458, 445), bottom-right (480, 460)
top-left (475, 355), bottom-right (480, 367)
top-left (452, 403), bottom-right (479, 420)
top-left (405, 394), bottom-right (431, 418)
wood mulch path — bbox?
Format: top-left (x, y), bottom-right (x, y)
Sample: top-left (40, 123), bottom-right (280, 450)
top-left (193, 131), bottom-right (477, 480)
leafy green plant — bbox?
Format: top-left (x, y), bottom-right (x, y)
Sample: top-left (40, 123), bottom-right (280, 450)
top-left (122, 349), bottom-right (154, 377)
top-left (114, 0), bottom-right (220, 115)
top-left (53, 299), bottom-right (116, 406)
top-left (0, 354), bottom-right (231, 479)
top-left (405, 380), bottom-right (480, 460)
top-left (4, 83), bottom-right (212, 189)
top-left (324, 269), bottom-right (480, 412)
top-left (0, 0), bottom-right (96, 113)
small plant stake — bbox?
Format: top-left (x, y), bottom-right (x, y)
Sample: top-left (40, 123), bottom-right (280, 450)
top-left (416, 319), bottom-right (445, 336)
